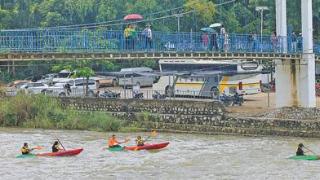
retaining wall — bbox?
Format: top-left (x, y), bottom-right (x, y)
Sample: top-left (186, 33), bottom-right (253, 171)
top-left (60, 97), bottom-right (320, 137)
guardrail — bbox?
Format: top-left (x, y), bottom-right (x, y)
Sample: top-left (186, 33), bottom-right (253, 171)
top-left (1, 29), bottom-right (317, 54)
top-left (6, 88), bottom-right (222, 101)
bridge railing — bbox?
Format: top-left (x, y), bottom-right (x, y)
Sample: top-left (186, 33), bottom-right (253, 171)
top-left (0, 29), bottom-right (317, 54)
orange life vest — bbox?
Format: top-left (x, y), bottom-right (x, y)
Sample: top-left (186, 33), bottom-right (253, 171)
top-left (108, 138), bottom-right (119, 147)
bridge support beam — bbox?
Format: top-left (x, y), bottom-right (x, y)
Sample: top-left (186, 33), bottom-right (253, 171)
top-left (275, 0), bottom-right (316, 107)
top-left (275, 0), bottom-right (287, 52)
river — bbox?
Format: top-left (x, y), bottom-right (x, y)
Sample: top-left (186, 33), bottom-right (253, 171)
top-left (1, 128), bottom-right (320, 180)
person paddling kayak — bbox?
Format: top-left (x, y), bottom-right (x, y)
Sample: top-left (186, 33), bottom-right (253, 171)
top-left (52, 141), bottom-right (64, 152)
top-left (296, 143), bottom-right (304, 156)
top-left (21, 143), bottom-right (35, 155)
top-left (108, 135), bottom-right (127, 148)
top-left (135, 136), bottom-right (145, 146)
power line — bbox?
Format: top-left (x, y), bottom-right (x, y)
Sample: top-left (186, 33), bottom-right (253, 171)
top-left (2, 0), bottom-right (236, 31)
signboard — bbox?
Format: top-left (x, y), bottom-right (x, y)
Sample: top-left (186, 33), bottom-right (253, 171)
top-left (241, 62), bottom-right (259, 71)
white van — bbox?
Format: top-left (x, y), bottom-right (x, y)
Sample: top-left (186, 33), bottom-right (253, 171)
top-left (44, 78), bottom-right (98, 97)
top-left (117, 67), bottom-right (156, 87)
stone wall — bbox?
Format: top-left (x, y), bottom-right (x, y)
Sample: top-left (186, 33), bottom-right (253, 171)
top-left (60, 98), bottom-right (225, 116)
top-left (112, 112), bottom-right (320, 137)
top-left (60, 97), bottom-right (320, 137)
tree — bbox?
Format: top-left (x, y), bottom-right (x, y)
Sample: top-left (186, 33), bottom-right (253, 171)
top-left (74, 67), bottom-right (95, 96)
top-left (185, 0), bottom-right (216, 26)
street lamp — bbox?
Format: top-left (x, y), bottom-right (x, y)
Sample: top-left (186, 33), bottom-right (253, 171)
top-left (256, 6), bottom-right (269, 52)
top-left (175, 13), bottom-right (183, 33)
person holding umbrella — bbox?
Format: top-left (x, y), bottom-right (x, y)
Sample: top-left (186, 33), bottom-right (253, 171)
top-left (200, 27), bottom-right (217, 51)
top-left (123, 14), bottom-right (143, 50)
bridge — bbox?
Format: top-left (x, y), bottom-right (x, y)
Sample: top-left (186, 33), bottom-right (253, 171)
top-left (0, 29), bottom-right (319, 61)
top-left (0, 0), bottom-right (318, 109)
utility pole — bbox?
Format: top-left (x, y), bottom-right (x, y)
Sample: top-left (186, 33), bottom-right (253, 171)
top-left (256, 6), bottom-right (269, 52)
top-left (175, 13), bottom-right (183, 32)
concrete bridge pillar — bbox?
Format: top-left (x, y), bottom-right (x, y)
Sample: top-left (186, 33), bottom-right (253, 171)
top-left (275, 0), bottom-right (316, 107)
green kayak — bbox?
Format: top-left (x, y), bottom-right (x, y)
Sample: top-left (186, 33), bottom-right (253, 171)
top-left (289, 155), bottom-right (320, 161)
top-left (108, 146), bottom-right (124, 152)
top-left (16, 154), bottom-right (36, 158)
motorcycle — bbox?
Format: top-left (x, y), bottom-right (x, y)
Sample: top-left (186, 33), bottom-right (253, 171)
top-left (219, 94), bottom-right (244, 106)
top-left (133, 91), bottom-right (144, 99)
top-left (232, 94), bottom-right (244, 106)
top-left (152, 91), bottom-right (166, 99)
top-left (99, 89), bottom-right (120, 99)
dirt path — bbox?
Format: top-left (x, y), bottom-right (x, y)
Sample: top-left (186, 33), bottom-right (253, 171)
top-left (226, 92), bottom-right (320, 116)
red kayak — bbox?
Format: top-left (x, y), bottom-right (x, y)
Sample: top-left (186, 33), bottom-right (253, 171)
top-left (36, 148), bottom-right (83, 157)
top-left (124, 142), bottom-right (169, 151)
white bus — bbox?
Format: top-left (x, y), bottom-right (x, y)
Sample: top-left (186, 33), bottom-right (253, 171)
top-left (153, 59), bottom-right (263, 97)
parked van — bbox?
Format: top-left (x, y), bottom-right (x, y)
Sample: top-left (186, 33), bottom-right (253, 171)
top-left (44, 78), bottom-right (98, 97)
top-left (117, 67), bottom-right (156, 88)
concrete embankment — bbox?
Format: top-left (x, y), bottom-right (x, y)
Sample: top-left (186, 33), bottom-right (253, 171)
top-left (61, 98), bottom-right (320, 137)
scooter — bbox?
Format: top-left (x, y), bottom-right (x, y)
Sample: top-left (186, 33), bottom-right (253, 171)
top-left (152, 91), bottom-right (166, 99)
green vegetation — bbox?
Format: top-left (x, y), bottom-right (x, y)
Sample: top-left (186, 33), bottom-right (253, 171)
top-left (1, 0), bottom-right (319, 82)
top-left (0, 0), bottom-right (318, 36)
top-left (0, 93), bottom-right (123, 131)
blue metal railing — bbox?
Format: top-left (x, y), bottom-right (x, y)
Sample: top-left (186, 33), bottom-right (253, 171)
top-left (0, 29), bottom-right (319, 55)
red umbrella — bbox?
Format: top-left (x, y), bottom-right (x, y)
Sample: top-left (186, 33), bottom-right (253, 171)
top-left (124, 14), bottom-right (143, 21)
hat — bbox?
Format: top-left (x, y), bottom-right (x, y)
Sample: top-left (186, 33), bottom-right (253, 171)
top-left (146, 24), bottom-right (151, 27)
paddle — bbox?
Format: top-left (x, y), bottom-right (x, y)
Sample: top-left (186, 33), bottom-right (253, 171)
top-left (144, 130), bottom-right (158, 142)
top-left (31, 146), bottom-right (43, 150)
top-left (119, 138), bottom-right (130, 144)
top-left (103, 137), bottom-right (130, 150)
top-left (304, 146), bottom-right (317, 155)
top-left (56, 138), bottom-right (66, 151)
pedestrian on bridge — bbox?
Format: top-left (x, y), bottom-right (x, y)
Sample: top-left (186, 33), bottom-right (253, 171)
top-left (291, 32), bottom-right (297, 52)
top-left (202, 32), bottom-right (209, 50)
top-left (271, 31), bottom-right (278, 52)
top-left (143, 24), bottom-right (153, 50)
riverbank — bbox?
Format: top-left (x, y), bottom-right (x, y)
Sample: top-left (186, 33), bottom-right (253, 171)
top-left (61, 97), bottom-right (320, 138)
top-left (2, 95), bottom-right (320, 138)
top-left (0, 94), bottom-right (124, 132)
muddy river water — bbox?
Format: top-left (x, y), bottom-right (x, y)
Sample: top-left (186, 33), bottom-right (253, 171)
top-left (1, 128), bottom-right (320, 180)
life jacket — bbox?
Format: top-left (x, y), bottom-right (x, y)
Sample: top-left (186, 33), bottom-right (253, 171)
top-left (52, 144), bottom-right (60, 152)
top-left (296, 147), bottom-right (304, 156)
top-left (21, 146), bottom-right (30, 155)
top-left (136, 139), bottom-right (144, 146)
top-left (108, 138), bottom-right (119, 147)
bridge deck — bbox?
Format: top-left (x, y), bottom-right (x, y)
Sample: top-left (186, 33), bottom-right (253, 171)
top-left (0, 52), bottom-right (307, 61)
top-left (0, 29), bottom-right (319, 61)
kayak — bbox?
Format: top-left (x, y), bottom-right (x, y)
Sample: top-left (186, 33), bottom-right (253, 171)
top-left (16, 154), bottom-right (36, 158)
top-left (289, 155), bottom-right (320, 160)
top-left (108, 146), bottom-right (124, 152)
top-left (124, 142), bottom-right (169, 151)
top-left (36, 148), bottom-right (83, 157)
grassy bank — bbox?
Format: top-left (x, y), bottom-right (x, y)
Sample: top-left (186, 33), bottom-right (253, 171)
top-left (0, 94), bottom-right (122, 132)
